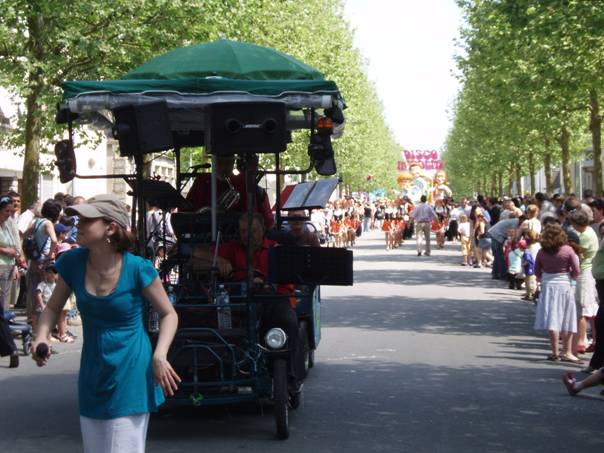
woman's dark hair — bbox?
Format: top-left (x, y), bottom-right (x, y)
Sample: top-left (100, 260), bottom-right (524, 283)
top-left (103, 220), bottom-right (134, 253)
top-left (542, 216), bottom-right (560, 227)
top-left (41, 199), bottom-right (62, 222)
top-left (540, 224), bottom-right (567, 253)
top-left (0, 195), bottom-right (12, 209)
top-left (589, 199), bottom-right (604, 212)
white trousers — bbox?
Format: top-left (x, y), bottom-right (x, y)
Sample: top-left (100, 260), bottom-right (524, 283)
top-left (80, 413), bottom-right (150, 453)
top-left (415, 222), bottom-right (431, 254)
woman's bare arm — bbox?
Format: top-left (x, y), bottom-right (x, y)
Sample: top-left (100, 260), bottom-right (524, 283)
top-left (143, 277), bottom-right (181, 396)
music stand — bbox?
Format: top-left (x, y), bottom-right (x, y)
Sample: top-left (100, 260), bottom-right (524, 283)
top-left (127, 179), bottom-right (193, 211)
top-left (282, 178), bottom-right (339, 211)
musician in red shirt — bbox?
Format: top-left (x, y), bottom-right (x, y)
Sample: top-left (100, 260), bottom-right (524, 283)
top-left (194, 213), bottom-right (300, 389)
top-left (185, 155), bottom-right (274, 229)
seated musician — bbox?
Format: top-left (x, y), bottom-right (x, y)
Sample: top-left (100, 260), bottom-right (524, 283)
top-left (268, 210), bottom-right (321, 247)
top-left (192, 212), bottom-right (301, 390)
top-left (186, 155), bottom-right (274, 229)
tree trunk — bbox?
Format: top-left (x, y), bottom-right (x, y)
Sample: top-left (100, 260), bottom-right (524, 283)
top-left (514, 161), bottom-right (522, 195)
top-left (557, 126), bottom-right (572, 194)
top-left (590, 88), bottom-right (603, 195)
top-left (21, 15), bottom-right (45, 209)
top-left (497, 171), bottom-right (503, 197)
top-left (507, 162), bottom-right (514, 195)
top-left (543, 137), bottom-right (553, 194)
top-left (528, 151), bottom-right (536, 194)
top-left (490, 172), bottom-right (497, 196)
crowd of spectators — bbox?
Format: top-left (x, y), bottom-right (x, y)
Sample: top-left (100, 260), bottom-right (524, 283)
top-left (0, 191), bottom-right (82, 367)
top-left (449, 191), bottom-right (604, 376)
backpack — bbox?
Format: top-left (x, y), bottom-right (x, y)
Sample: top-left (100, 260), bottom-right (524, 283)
top-left (22, 219), bottom-right (46, 261)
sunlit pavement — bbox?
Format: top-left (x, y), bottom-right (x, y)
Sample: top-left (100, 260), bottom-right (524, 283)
top-left (1, 230), bottom-right (602, 452)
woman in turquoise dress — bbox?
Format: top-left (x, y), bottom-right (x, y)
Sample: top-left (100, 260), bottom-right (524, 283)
top-left (32, 194), bottom-right (180, 453)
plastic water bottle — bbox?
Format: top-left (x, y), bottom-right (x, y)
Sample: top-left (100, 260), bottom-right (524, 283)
top-left (148, 308), bottom-right (160, 333)
top-left (167, 286), bottom-right (176, 305)
top-left (216, 284), bottom-right (232, 330)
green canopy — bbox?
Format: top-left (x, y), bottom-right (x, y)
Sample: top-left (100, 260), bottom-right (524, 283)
top-left (123, 39), bottom-right (324, 81)
top-left (59, 40), bottom-right (345, 135)
top-left (62, 78), bottom-right (340, 100)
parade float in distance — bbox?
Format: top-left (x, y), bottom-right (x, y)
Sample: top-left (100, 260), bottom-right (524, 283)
top-left (396, 149), bottom-right (452, 203)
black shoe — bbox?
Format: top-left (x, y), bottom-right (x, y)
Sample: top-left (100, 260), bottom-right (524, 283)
top-left (9, 351), bottom-right (19, 368)
top-left (417, 252), bottom-right (422, 256)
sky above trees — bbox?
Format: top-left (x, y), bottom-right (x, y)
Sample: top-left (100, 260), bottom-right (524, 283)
top-left (344, 0), bottom-right (462, 151)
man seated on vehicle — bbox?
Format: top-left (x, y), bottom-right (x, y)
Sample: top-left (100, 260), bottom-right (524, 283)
top-left (192, 212), bottom-right (301, 390)
top-left (186, 155), bottom-right (274, 229)
top-left (268, 210), bottom-right (321, 247)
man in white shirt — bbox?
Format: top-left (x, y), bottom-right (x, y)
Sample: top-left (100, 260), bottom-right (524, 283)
top-left (411, 195), bottom-right (437, 256)
top-left (17, 202), bottom-right (37, 238)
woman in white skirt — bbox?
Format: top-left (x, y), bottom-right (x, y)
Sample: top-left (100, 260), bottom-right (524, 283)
top-left (534, 223), bottom-right (581, 362)
top-left (568, 209), bottom-right (600, 355)
top-left (32, 194), bottom-right (180, 452)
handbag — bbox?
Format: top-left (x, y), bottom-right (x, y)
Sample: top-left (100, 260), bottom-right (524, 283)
top-left (22, 219), bottom-right (46, 261)
top-left (478, 236), bottom-right (492, 249)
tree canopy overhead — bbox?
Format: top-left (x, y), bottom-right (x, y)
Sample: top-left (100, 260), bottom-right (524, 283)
top-left (0, 0), bottom-right (400, 206)
top-left (446, 0), bottom-right (603, 197)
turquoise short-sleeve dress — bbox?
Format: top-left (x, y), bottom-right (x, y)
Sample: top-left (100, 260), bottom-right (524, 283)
top-left (54, 248), bottom-right (165, 419)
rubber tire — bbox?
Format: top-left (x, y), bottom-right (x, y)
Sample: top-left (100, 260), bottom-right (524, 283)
top-left (308, 349), bottom-right (315, 369)
top-left (289, 390), bottom-right (301, 410)
top-left (298, 321), bottom-right (310, 378)
top-left (273, 359), bottom-right (289, 440)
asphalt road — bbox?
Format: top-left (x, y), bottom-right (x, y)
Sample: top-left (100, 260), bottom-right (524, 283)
top-left (1, 230), bottom-right (603, 452)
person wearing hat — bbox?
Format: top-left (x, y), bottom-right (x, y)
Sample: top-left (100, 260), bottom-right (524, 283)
top-left (32, 193), bottom-right (180, 452)
top-left (54, 222), bottom-right (70, 240)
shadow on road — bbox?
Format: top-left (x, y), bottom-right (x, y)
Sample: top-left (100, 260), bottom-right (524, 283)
top-left (322, 294), bottom-right (536, 338)
top-left (145, 360), bottom-right (604, 452)
top-left (353, 267), bottom-right (501, 288)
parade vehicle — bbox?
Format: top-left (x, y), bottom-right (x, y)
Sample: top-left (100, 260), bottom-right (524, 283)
top-left (54, 40), bottom-right (353, 439)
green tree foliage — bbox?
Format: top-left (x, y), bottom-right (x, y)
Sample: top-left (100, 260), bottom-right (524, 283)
top-left (0, 0), bottom-right (399, 206)
top-left (447, 0), bottom-right (604, 197)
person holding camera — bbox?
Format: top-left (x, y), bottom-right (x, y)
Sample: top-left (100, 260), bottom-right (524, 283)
top-left (32, 194), bottom-right (180, 453)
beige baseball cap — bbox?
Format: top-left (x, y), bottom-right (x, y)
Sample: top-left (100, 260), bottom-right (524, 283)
top-left (65, 194), bottom-right (130, 229)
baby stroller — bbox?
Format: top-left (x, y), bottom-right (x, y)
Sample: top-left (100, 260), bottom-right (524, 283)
top-left (5, 311), bottom-right (33, 355)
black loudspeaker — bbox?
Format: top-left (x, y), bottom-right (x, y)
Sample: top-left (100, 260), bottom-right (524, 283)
top-left (112, 101), bottom-right (174, 156)
top-left (268, 246), bottom-right (353, 286)
top-left (206, 102), bottom-right (289, 155)
top-left (172, 130), bottom-right (204, 148)
top-left (54, 140), bottom-right (77, 183)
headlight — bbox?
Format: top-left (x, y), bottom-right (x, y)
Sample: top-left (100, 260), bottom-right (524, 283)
top-left (265, 328), bottom-right (287, 349)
